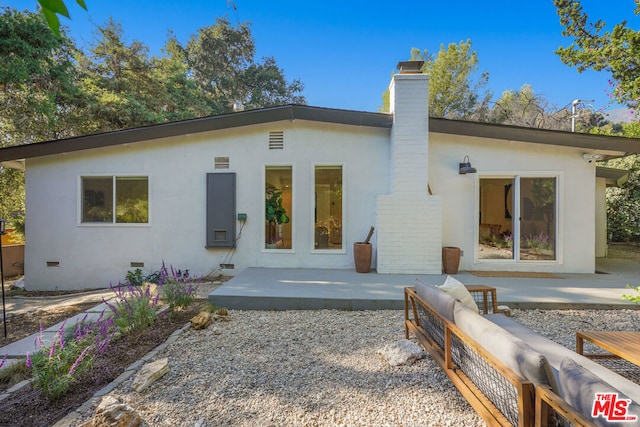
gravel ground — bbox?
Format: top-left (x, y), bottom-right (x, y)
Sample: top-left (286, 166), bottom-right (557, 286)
top-left (73, 308), bottom-right (640, 427)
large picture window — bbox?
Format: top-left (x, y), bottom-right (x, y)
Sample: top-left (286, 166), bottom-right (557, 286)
top-left (265, 166), bottom-right (292, 249)
top-left (478, 176), bottom-right (557, 261)
top-left (314, 166), bottom-right (343, 250)
top-left (82, 176), bottom-right (149, 224)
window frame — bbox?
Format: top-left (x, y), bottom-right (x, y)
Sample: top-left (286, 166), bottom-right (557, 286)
top-left (263, 164), bottom-right (295, 252)
top-left (78, 174), bottom-right (151, 227)
top-left (311, 163), bottom-right (346, 254)
top-left (475, 172), bottom-right (562, 264)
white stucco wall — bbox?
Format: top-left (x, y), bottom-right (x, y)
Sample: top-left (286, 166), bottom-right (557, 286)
top-left (595, 177), bottom-right (608, 258)
top-left (429, 133), bottom-right (597, 273)
top-left (24, 120), bottom-right (389, 290)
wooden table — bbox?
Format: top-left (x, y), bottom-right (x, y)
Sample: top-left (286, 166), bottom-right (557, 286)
top-left (464, 284), bottom-right (499, 314)
top-left (576, 331), bottom-right (640, 366)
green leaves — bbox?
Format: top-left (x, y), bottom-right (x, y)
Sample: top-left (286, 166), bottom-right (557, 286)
top-left (554, 0), bottom-right (640, 106)
top-left (381, 40), bottom-right (490, 119)
top-left (37, 0), bottom-right (87, 36)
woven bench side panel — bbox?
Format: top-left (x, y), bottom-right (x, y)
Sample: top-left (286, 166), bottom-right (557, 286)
top-left (451, 333), bottom-right (520, 426)
top-left (417, 304), bottom-right (445, 351)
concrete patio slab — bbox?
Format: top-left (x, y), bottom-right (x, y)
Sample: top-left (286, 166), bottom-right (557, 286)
top-left (208, 258), bottom-right (640, 311)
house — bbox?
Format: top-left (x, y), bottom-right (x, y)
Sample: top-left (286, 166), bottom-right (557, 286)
top-left (0, 61), bottom-right (639, 290)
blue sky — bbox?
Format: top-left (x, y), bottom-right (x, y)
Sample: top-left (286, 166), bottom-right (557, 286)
top-left (6, 0), bottom-right (639, 116)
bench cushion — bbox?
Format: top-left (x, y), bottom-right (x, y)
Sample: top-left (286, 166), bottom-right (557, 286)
top-left (414, 279), bottom-right (456, 322)
top-left (559, 357), bottom-right (640, 427)
top-left (487, 314), bottom-right (640, 405)
top-left (436, 275), bottom-right (479, 313)
top-left (455, 303), bottom-right (559, 393)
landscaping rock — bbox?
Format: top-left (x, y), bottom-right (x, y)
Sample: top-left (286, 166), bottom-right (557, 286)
top-left (497, 305), bottom-right (512, 317)
top-left (213, 313), bottom-right (232, 322)
top-left (213, 307), bottom-right (231, 322)
top-left (81, 396), bottom-right (142, 427)
top-left (132, 358), bottom-right (169, 392)
top-left (190, 311), bottom-right (212, 330)
top-left (377, 339), bottom-right (425, 366)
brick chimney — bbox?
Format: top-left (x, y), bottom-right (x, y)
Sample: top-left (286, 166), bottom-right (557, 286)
top-left (376, 61), bottom-right (443, 274)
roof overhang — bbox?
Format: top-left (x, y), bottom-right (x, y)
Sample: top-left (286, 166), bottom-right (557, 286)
top-left (1, 105), bottom-right (640, 166)
top-left (429, 118), bottom-right (640, 159)
top-left (596, 166), bottom-right (629, 187)
top-left (0, 160), bottom-right (25, 170)
top-left (0, 105), bottom-right (392, 165)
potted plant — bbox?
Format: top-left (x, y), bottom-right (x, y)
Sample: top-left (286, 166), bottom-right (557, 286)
top-left (265, 184), bottom-right (290, 248)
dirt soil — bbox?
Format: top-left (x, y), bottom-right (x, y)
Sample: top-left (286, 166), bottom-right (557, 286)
top-left (0, 297), bottom-right (207, 427)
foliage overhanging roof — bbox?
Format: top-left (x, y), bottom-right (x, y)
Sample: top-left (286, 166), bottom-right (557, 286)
top-left (1, 104), bottom-right (639, 165)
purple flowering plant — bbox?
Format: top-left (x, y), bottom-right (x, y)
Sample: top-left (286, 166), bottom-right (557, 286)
top-left (156, 262), bottom-right (201, 314)
top-left (29, 310), bottom-right (115, 398)
top-left (103, 276), bottom-right (160, 337)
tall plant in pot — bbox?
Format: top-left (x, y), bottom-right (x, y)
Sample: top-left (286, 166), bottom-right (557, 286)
top-left (265, 184), bottom-right (289, 248)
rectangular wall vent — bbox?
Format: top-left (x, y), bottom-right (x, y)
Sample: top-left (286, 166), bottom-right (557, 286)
top-left (46, 261), bottom-right (60, 267)
top-left (214, 157), bottom-right (230, 169)
top-left (268, 131), bottom-right (284, 149)
top-left (219, 263), bottom-right (235, 269)
top-left (130, 262), bottom-right (145, 268)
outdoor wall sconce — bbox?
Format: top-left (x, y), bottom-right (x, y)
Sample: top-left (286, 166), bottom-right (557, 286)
top-left (459, 155), bottom-right (477, 174)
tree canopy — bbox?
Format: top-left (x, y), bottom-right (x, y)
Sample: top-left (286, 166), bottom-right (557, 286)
top-left (380, 40), bottom-right (491, 119)
top-left (554, 0), bottom-right (640, 107)
top-left (0, 8), bottom-right (305, 232)
top-left (411, 40), bottom-right (491, 119)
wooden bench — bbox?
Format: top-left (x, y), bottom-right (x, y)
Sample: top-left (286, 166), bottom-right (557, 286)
top-left (404, 285), bottom-right (609, 427)
top-left (404, 286), bottom-right (535, 426)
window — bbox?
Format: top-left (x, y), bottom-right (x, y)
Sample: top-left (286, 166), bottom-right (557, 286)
top-left (265, 166), bottom-right (292, 249)
top-left (82, 176), bottom-right (149, 224)
top-left (478, 176), bottom-right (557, 261)
top-left (314, 166), bottom-right (343, 250)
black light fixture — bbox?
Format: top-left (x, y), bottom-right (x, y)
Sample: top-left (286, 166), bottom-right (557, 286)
top-left (459, 155), bottom-right (477, 175)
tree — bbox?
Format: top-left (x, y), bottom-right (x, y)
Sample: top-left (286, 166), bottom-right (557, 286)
top-left (153, 34), bottom-right (212, 122)
top-left (182, 18), bottom-right (305, 114)
top-left (0, 8), bottom-right (84, 144)
top-left (77, 18), bottom-right (169, 132)
top-left (381, 40), bottom-right (491, 119)
top-left (485, 84), bottom-right (574, 130)
top-left (554, 0), bottom-right (640, 107)
top-left (0, 8), bottom-right (85, 231)
top-left (598, 122), bottom-right (640, 242)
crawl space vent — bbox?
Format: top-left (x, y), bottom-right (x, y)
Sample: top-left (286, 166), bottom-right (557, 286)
top-left (268, 131), bottom-right (284, 150)
top-left (214, 157), bottom-right (230, 169)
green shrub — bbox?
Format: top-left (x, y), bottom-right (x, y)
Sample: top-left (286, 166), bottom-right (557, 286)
top-left (157, 262), bottom-right (200, 312)
top-left (30, 314), bottom-right (114, 398)
top-left (622, 284), bottom-right (640, 304)
top-left (105, 282), bottom-right (159, 336)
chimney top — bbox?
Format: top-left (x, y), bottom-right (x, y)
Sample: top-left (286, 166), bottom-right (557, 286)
top-left (396, 61), bottom-right (424, 74)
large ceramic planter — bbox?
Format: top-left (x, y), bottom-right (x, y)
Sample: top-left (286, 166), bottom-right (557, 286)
top-left (354, 242), bottom-right (372, 273)
top-left (442, 246), bottom-right (461, 274)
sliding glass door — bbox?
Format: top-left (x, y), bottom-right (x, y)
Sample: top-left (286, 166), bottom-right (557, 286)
top-left (519, 177), bottom-right (556, 260)
top-left (478, 176), bottom-right (557, 261)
